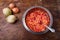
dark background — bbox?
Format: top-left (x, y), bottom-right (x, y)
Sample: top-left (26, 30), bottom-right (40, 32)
top-left (0, 0), bottom-right (60, 40)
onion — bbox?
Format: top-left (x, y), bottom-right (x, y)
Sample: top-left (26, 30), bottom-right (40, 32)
top-left (6, 15), bottom-right (17, 23)
top-left (12, 7), bottom-right (19, 13)
top-left (3, 8), bottom-right (12, 16)
top-left (9, 3), bottom-right (15, 9)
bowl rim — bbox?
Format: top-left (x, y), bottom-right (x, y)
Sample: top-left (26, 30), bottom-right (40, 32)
top-left (22, 6), bottom-right (53, 34)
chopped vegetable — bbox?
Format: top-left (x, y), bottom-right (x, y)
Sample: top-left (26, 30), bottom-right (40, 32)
top-left (3, 8), bottom-right (12, 16)
top-left (25, 8), bottom-right (50, 32)
top-left (6, 15), bottom-right (17, 23)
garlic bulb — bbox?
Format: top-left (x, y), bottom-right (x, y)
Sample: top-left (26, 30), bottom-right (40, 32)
top-left (3, 8), bottom-right (12, 16)
top-left (6, 15), bottom-right (17, 23)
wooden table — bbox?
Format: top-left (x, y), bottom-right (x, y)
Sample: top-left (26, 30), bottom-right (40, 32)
top-left (0, 0), bottom-right (60, 40)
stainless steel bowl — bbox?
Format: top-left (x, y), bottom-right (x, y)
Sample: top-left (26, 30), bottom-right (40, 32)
top-left (22, 6), bottom-right (53, 34)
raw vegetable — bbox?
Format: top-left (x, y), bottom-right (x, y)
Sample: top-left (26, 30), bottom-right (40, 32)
top-left (6, 15), bottom-right (17, 23)
top-left (3, 8), bottom-right (12, 16)
top-left (12, 7), bottom-right (19, 13)
top-left (9, 3), bottom-right (15, 9)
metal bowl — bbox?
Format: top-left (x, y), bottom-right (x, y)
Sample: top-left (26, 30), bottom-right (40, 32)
top-left (22, 6), bottom-right (53, 34)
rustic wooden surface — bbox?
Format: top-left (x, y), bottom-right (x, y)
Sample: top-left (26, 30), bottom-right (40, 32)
top-left (0, 0), bottom-right (60, 40)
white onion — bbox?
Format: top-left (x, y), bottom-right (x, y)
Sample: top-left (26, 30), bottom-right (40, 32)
top-left (6, 15), bottom-right (17, 23)
top-left (3, 8), bottom-right (12, 16)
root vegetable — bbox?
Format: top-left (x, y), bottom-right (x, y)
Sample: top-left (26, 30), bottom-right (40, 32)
top-left (9, 3), bottom-right (15, 9)
top-left (6, 15), bottom-right (17, 23)
top-left (12, 7), bottom-right (19, 13)
top-left (3, 8), bottom-right (12, 16)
